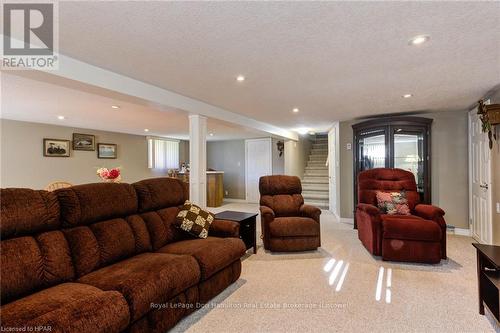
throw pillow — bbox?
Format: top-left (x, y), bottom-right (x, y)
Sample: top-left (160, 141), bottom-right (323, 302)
top-left (376, 191), bottom-right (411, 215)
top-left (176, 200), bottom-right (214, 238)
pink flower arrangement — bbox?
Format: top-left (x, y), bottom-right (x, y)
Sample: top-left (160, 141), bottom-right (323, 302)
top-left (97, 167), bottom-right (121, 183)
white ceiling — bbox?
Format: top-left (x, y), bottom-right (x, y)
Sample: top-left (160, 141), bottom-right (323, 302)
top-left (0, 72), bottom-right (269, 141)
top-left (53, 1), bottom-right (500, 131)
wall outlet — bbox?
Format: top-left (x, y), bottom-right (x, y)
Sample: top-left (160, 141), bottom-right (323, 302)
top-left (225, 190), bottom-right (228, 196)
top-left (497, 202), bottom-right (500, 214)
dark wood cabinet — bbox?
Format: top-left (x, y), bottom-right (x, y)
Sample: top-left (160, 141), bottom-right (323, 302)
top-left (352, 117), bottom-right (432, 228)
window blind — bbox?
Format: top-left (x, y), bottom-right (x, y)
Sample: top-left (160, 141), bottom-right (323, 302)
top-left (147, 137), bottom-right (180, 170)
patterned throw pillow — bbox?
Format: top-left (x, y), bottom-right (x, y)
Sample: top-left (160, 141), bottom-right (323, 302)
top-left (176, 200), bottom-right (214, 239)
top-left (376, 191), bottom-right (411, 215)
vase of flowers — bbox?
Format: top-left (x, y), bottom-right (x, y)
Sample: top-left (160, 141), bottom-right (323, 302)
top-left (97, 167), bottom-right (121, 183)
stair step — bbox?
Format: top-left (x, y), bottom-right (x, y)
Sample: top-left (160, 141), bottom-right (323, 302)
top-left (304, 200), bottom-right (329, 210)
top-left (311, 148), bottom-right (328, 153)
top-left (309, 156), bottom-right (327, 161)
top-left (302, 192), bottom-right (329, 200)
top-left (302, 176), bottom-right (329, 184)
top-left (304, 171), bottom-right (328, 177)
top-left (312, 143), bottom-right (328, 149)
top-left (305, 166), bottom-right (328, 170)
top-left (302, 183), bottom-right (329, 191)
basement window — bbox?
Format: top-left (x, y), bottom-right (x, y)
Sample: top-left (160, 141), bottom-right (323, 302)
top-left (147, 137), bottom-right (179, 170)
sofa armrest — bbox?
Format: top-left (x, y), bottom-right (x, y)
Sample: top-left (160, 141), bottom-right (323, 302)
top-left (300, 204), bottom-right (321, 223)
top-left (209, 219), bottom-right (240, 238)
top-left (356, 203), bottom-right (381, 217)
top-left (260, 206), bottom-right (275, 222)
top-left (414, 204), bottom-right (446, 227)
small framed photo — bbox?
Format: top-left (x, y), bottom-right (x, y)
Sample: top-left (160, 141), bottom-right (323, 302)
top-left (98, 143), bottom-right (117, 159)
top-left (43, 139), bottom-right (71, 157)
top-left (73, 133), bottom-right (95, 151)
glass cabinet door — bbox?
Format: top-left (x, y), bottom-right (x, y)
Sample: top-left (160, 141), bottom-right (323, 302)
top-left (393, 130), bottom-right (425, 202)
top-left (357, 128), bottom-right (388, 172)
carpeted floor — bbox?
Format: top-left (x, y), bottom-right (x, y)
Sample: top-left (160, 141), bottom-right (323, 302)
top-left (172, 203), bottom-right (497, 333)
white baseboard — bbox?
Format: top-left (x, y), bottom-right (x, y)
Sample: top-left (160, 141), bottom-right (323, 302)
top-left (448, 228), bottom-right (471, 236)
top-left (223, 198), bottom-right (248, 203)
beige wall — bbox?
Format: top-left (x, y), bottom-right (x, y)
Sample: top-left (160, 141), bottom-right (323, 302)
top-left (0, 119), bottom-right (177, 189)
top-left (207, 140), bottom-right (246, 200)
top-left (338, 110), bottom-right (470, 229)
top-left (284, 136), bottom-right (311, 178)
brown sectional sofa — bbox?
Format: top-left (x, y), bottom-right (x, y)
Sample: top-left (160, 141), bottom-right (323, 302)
top-left (0, 177), bottom-right (246, 332)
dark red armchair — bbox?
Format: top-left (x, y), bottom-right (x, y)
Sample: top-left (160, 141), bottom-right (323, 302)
top-left (356, 168), bottom-right (446, 264)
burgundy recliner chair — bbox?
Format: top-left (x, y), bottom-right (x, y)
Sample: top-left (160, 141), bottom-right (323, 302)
top-left (356, 168), bottom-right (447, 264)
top-left (259, 175), bottom-right (321, 252)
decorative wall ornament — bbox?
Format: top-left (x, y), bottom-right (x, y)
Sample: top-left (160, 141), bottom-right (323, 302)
top-left (277, 140), bottom-right (284, 157)
top-left (478, 99), bottom-right (500, 149)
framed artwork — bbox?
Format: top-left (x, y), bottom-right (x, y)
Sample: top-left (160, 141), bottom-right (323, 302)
top-left (43, 139), bottom-right (71, 157)
top-left (97, 143), bottom-right (117, 159)
top-left (73, 133), bottom-right (95, 151)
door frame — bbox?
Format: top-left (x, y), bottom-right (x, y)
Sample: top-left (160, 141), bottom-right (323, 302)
top-left (468, 105), bottom-right (493, 244)
top-left (245, 138), bottom-right (272, 203)
top-left (328, 123), bottom-right (340, 218)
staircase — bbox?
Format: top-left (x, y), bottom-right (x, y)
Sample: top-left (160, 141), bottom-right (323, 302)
top-left (302, 134), bottom-right (329, 210)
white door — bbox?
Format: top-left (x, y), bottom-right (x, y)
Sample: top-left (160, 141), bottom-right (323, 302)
top-left (246, 138), bottom-right (272, 203)
top-left (328, 125), bottom-right (338, 215)
top-left (469, 108), bottom-right (493, 244)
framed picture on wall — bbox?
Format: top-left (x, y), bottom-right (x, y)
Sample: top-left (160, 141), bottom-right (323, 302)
top-left (73, 133), bottom-right (95, 151)
top-left (43, 139), bottom-right (71, 157)
top-left (97, 143), bottom-right (117, 159)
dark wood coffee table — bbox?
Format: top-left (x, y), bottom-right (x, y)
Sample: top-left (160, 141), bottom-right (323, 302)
top-left (473, 243), bottom-right (500, 322)
top-left (215, 211), bottom-right (257, 254)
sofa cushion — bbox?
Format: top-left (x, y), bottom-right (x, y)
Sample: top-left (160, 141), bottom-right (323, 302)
top-left (176, 201), bottom-right (214, 239)
top-left (140, 207), bottom-right (188, 250)
top-left (0, 283), bottom-right (129, 333)
top-left (1, 231), bottom-right (75, 304)
top-left (382, 215), bottom-right (442, 242)
top-left (157, 237), bottom-right (246, 280)
top-left (55, 182), bottom-right (138, 227)
top-left (1, 188), bottom-right (60, 240)
top-left (63, 215), bottom-right (153, 277)
top-left (77, 252), bottom-right (200, 321)
top-left (133, 177), bottom-right (188, 213)
top-left (269, 217), bottom-right (320, 238)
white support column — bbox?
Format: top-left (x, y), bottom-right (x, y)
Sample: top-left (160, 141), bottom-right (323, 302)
top-left (189, 115), bottom-right (207, 207)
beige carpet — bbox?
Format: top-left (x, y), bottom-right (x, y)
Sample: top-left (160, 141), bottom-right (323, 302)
top-left (172, 203), bottom-right (497, 333)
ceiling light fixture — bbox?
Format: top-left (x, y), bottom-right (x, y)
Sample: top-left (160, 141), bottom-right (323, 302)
top-left (57, 115), bottom-right (65, 120)
top-left (309, 131), bottom-right (316, 135)
top-left (144, 129), bottom-right (149, 132)
top-left (402, 94), bottom-right (413, 98)
top-left (409, 35), bottom-right (430, 46)
top-left (236, 75), bottom-right (245, 82)
top-left (209, 133), bottom-right (214, 136)
top-left (111, 105), bottom-right (120, 109)
top-left (292, 108), bottom-right (299, 113)
top-left (296, 127), bottom-right (309, 135)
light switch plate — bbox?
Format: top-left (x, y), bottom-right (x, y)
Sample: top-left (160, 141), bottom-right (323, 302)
top-left (497, 202), bottom-right (500, 214)
top-left (346, 143), bottom-right (352, 150)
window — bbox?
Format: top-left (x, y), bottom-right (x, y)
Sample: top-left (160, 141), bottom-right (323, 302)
top-left (147, 137), bottom-right (179, 170)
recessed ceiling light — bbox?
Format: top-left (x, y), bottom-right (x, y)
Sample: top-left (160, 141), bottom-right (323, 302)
top-left (409, 35), bottom-right (430, 45)
top-left (402, 94), bottom-right (413, 98)
top-left (292, 108), bottom-right (299, 113)
top-left (209, 133), bottom-right (214, 136)
top-left (111, 105), bottom-right (120, 109)
top-left (144, 129), bottom-right (149, 132)
top-left (57, 115), bottom-right (65, 120)
top-left (236, 75), bottom-right (245, 82)
top-left (296, 127), bottom-right (309, 135)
